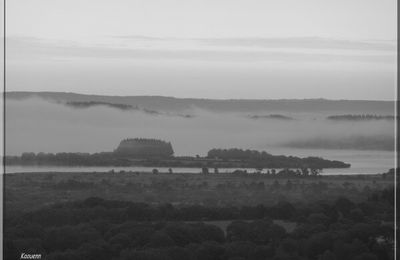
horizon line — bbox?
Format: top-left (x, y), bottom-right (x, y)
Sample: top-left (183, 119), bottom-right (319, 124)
top-left (6, 91), bottom-right (396, 102)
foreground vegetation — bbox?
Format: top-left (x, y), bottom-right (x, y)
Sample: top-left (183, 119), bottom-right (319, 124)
top-left (5, 170), bottom-right (394, 215)
top-left (4, 170), bottom-right (395, 260)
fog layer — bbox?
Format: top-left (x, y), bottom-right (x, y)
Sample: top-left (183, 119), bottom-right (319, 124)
top-left (6, 98), bottom-right (395, 156)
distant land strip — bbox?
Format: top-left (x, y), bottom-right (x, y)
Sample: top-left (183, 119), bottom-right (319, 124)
top-left (327, 114), bottom-right (396, 121)
top-left (284, 135), bottom-right (395, 151)
top-left (247, 114), bottom-right (294, 120)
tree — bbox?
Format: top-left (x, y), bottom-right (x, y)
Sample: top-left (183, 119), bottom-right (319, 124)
top-left (301, 168), bottom-right (309, 177)
top-left (195, 241), bottom-right (225, 260)
top-left (273, 201), bottom-right (296, 219)
top-left (349, 208), bottom-right (364, 222)
top-left (285, 180), bottom-right (293, 190)
top-left (44, 226), bottom-right (100, 252)
top-left (21, 152), bottom-right (36, 162)
top-left (334, 197), bottom-right (355, 216)
top-left (227, 221), bottom-right (254, 242)
top-left (353, 253), bottom-right (378, 260)
top-left (225, 241), bottom-right (256, 259)
top-left (195, 223), bottom-right (225, 243)
top-left (307, 213), bottom-right (329, 226)
top-left (267, 224), bottom-right (287, 243)
top-left (305, 232), bottom-right (333, 259)
top-left (3, 240), bottom-right (19, 260)
top-left (310, 168), bottom-right (321, 177)
top-left (255, 164), bottom-right (263, 174)
top-left (321, 250), bottom-right (337, 260)
top-left (46, 250), bottom-right (85, 260)
top-left (147, 231), bottom-right (175, 248)
top-left (275, 238), bottom-right (299, 258)
top-left (272, 180), bottom-right (280, 190)
top-left (108, 233), bottom-right (131, 254)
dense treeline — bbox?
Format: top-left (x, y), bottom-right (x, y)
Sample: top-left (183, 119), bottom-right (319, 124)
top-left (207, 148), bottom-right (350, 168)
top-left (114, 138), bottom-right (174, 158)
top-left (65, 101), bottom-right (137, 110)
top-left (5, 149), bottom-right (350, 169)
top-left (5, 152), bottom-right (132, 166)
top-left (248, 114), bottom-right (294, 120)
top-left (327, 114), bottom-right (396, 121)
top-left (4, 187), bottom-right (394, 260)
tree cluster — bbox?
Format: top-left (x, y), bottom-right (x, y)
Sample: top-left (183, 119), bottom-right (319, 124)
top-left (4, 149), bottom-right (350, 169)
top-left (4, 188), bottom-right (394, 260)
top-left (207, 148), bottom-right (350, 169)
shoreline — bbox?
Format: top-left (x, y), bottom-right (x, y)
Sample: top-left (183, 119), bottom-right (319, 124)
top-left (4, 170), bottom-right (391, 178)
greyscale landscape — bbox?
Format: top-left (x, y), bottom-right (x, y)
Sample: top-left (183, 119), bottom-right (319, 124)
top-left (6, 92), bottom-right (396, 155)
top-left (4, 0), bottom-right (397, 259)
top-left (4, 91), bottom-right (397, 260)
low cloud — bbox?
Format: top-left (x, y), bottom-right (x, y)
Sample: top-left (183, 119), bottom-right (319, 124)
top-left (7, 36), bottom-right (395, 64)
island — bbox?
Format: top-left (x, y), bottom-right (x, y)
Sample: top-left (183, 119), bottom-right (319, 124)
top-left (5, 138), bottom-right (350, 169)
top-left (247, 114), bottom-right (294, 120)
top-left (114, 138), bottom-right (174, 158)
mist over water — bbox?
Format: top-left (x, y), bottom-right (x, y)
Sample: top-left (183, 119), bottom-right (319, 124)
top-left (6, 97), bottom-right (395, 173)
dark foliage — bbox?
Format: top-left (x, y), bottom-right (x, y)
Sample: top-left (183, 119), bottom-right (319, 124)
top-left (5, 148), bottom-right (350, 168)
top-left (207, 148), bottom-right (350, 168)
top-left (4, 188), bottom-right (394, 260)
top-left (248, 114), bottom-right (294, 120)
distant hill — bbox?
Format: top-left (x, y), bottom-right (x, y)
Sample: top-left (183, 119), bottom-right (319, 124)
top-left (327, 114), bottom-right (396, 121)
top-left (248, 114), bottom-right (294, 120)
top-left (6, 91), bottom-right (395, 114)
top-left (65, 101), bottom-right (161, 114)
top-left (284, 135), bottom-right (395, 151)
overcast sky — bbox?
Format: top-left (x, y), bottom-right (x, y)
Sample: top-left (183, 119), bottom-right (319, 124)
top-left (6, 0), bottom-right (397, 100)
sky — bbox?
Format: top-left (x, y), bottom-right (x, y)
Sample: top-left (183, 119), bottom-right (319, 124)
top-left (6, 0), bottom-right (398, 100)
